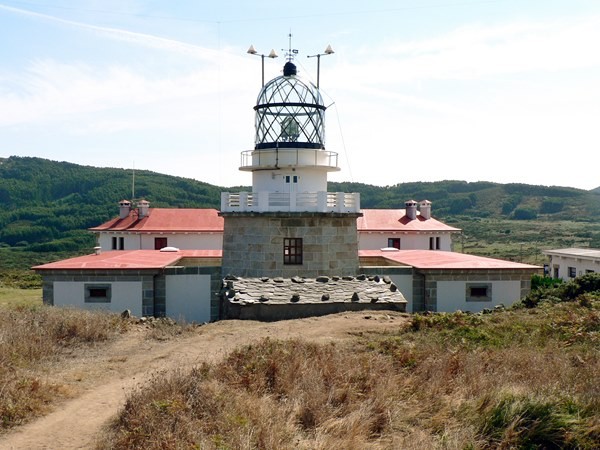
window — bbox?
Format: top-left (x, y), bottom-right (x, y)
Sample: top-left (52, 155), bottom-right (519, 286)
top-left (85, 284), bottom-right (111, 303)
top-left (568, 267), bottom-right (576, 278)
top-left (112, 236), bottom-right (124, 250)
top-left (155, 237), bottom-right (168, 250)
top-left (283, 238), bottom-right (303, 265)
top-left (586, 269), bottom-right (595, 274)
top-left (553, 266), bottom-right (559, 279)
top-left (388, 238), bottom-right (401, 249)
top-left (466, 283), bottom-right (492, 302)
top-left (285, 175), bottom-right (298, 183)
top-left (429, 236), bottom-right (440, 250)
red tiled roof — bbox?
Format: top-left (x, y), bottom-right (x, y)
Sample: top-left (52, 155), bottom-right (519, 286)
top-left (89, 208), bottom-right (223, 233)
top-left (91, 208), bottom-right (460, 234)
top-left (357, 209), bottom-right (461, 232)
top-left (359, 249), bottom-right (540, 270)
top-left (33, 249), bottom-right (222, 270)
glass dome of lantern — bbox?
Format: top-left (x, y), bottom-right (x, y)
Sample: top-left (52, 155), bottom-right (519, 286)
top-left (254, 61), bottom-right (326, 150)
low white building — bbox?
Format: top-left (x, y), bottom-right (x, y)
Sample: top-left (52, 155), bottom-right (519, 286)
top-left (357, 201), bottom-right (460, 251)
top-left (360, 249), bottom-right (539, 313)
top-left (34, 249), bottom-right (222, 323)
top-left (543, 248), bottom-right (600, 281)
top-left (90, 203), bottom-right (223, 251)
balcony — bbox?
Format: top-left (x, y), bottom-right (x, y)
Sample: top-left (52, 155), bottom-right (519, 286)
top-left (239, 148), bottom-right (339, 171)
top-left (221, 191), bottom-right (361, 213)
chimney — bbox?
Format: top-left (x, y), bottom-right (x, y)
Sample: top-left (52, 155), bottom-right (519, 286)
top-left (137, 199), bottom-right (150, 218)
top-left (419, 200), bottom-right (431, 220)
top-left (94, 246), bottom-right (102, 255)
top-left (405, 200), bottom-right (417, 220)
top-left (119, 200), bottom-right (132, 219)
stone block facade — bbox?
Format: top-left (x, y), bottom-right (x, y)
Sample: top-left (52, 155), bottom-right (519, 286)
top-left (220, 212), bottom-right (362, 278)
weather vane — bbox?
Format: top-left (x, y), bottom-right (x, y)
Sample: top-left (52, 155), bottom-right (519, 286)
top-left (283, 32), bottom-right (298, 62)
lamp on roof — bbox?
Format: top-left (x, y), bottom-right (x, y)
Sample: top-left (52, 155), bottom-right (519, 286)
top-left (247, 45), bottom-right (278, 87)
top-left (307, 45), bottom-right (334, 89)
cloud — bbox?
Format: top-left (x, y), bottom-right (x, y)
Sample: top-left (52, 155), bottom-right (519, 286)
top-left (333, 14), bottom-right (600, 85)
top-left (0, 3), bottom-right (220, 60)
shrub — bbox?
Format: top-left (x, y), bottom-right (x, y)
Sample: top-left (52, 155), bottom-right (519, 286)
top-left (478, 394), bottom-right (598, 449)
top-left (512, 207), bottom-right (538, 220)
top-left (520, 272), bottom-right (600, 307)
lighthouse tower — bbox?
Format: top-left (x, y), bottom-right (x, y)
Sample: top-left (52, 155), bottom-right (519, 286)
top-left (220, 50), bottom-right (361, 278)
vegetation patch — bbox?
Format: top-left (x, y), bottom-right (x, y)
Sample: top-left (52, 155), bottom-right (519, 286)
top-left (477, 393), bottom-right (598, 449)
top-left (0, 303), bottom-right (128, 430)
top-left (99, 296), bottom-right (599, 449)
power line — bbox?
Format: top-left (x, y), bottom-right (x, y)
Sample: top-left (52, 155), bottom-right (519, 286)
top-left (2, 0), bottom-right (504, 24)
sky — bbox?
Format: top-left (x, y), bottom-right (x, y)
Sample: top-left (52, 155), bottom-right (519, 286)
top-left (1, 0), bottom-right (599, 191)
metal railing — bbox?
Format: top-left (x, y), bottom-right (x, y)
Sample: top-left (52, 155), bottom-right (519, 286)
top-left (221, 191), bottom-right (360, 213)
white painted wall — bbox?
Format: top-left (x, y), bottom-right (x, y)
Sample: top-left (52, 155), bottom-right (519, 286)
top-left (358, 233), bottom-right (453, 251)
top-left (53, 281), bottom-right (143, 316)
top-left (388, 274), bottom-right (414, 312)
top-left (437, 280), bottom-right (521, 313)
top-left (96, 233), bottom-right (222, 252)
top-left (139, 234), bottom-right (222, 250)
top-left (165, 274), bottom-right (212, 323)
top-left (548, 255), bottom-right (600, 281)
top-left (253, 167), bottom-right (328, 193)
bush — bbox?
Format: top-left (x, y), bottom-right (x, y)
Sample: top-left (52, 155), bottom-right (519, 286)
top-left (521, 273), bottom-right (600, 308)
top-left (478, 394), bottom-right (598, 449)
top-left (512, 207), bottom-right (538, 220)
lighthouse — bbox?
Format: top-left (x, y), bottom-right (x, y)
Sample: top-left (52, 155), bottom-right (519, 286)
top-left (220, 46), bottom-right (361, 278)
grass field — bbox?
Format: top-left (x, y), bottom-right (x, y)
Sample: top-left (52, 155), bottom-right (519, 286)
top-left (0, 287), bottom-right (42, 307)
top-left (452, 218), bottom-right (600, 264)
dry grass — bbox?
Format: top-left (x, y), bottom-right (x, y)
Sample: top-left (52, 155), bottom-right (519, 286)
top-left (98, 300), bottom-right (599, 449)
top-left (0, 303), bottom-right (128, 430)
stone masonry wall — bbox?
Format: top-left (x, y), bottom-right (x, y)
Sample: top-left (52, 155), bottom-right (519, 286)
top-left (221, 212), bottom-right (361, 278)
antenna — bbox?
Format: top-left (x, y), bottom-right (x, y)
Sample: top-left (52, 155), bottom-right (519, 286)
top-left (131, 162), bottom-right (135, 201)
top-left (282, 31), bottom-right (298, 62)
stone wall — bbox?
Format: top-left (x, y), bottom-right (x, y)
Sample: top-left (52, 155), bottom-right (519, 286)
top-left (220, 212), bottom-right (361, 278)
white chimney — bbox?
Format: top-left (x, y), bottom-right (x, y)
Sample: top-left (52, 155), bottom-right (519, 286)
top-left (419, 200), bottom-right (431, 220)
top-left (405, 200), bottom-right (418, 220)
top-left (119, 200), bottom-right (131, 219)
top-left (137, 199), bottom-right (150, 218)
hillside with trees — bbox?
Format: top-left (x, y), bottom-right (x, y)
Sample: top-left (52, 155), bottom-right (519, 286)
top-left (1, 156), bottom-right (600, 275)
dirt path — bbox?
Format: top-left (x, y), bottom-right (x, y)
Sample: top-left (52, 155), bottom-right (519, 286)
top-left (0, 311), bottom-right (407, 450)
